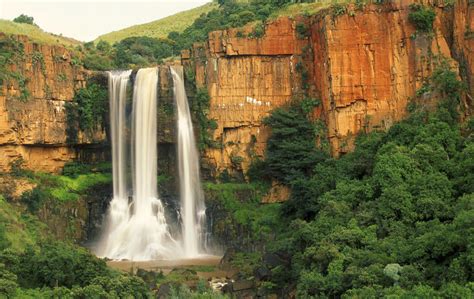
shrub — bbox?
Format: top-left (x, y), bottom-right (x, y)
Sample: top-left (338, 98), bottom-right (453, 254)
top-left (83, 53), bottom-right (114, 71)
top-left (231, 155), bottom-right (244, 165)
top-left (112, 36), bottom-right (174, 68)
top-left (0, 225), bottom-right (10, 251)
top-left (300, 97), bottom-right (320, 114)
top-left (296, 22), bottom-right (308, 39)
top-left (408, 4), bottom-right (436, 32)
top-left (2, 241), bottom-right (109, 289)
top-left (332, 3), bottom-right (347, 17)
top-left (73, 83), bottom-right (108, 134)
top-left (20, 188), bottom-right (48, 213)
top-left (62, 162), bottom-right (92, 178)
top-left (263, 104), bottom-right (325, 185)
top-left (192, 88), bottom-right (218, 151)
top-left (95, 40), bottom-right (111, 53)
top-left (0, 263), bottom-right (17, 298)
top-left (13, 14), bottom-right (35, 25)
top-left (249, 23), bottom-right (265, 39)
top-left (9, 158), bottom-right (31, 178)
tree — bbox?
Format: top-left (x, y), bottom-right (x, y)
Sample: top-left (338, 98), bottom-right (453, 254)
top-left (263, 105), bottom-right (325, 184)
top-left (13, 14), bottom-right (35, 26)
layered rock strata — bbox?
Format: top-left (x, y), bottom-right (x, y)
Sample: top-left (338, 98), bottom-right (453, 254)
top-left (185, 1), bottom-right (468, 179)
top-left (0, 34), bottom-right (105, 173)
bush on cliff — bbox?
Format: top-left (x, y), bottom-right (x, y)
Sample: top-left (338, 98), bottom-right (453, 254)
top-left (262, 101), bottom-right (329, 219)
top-left (263, 104), bottom-right (325, 185)
top-left (66, 80), bottom-right (108, 143)
top-left (408, 4), bottom-right (436, 32)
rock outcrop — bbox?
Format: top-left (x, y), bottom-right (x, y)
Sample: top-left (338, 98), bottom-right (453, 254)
top-left (188, 18), bottom-right (307, 178)
top-left (311, 1), bottom-right (455, 154)
top-left (186, 1), bottom-right (470, 178)
top-left (0, 34), bottom-right (106, 173)
top-left (452, 0), bottom-right (474, 112)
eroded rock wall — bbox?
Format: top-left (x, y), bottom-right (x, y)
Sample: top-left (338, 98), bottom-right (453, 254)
top-left (453, 0), bottom-right (474, 112)
top-left (188, 1), bottom-right (466, 178)
top-left (0, 34), bottom-right (106, 173)
top-left (189, 18), bottom-right (308, 177)
top-left (312, 1), bottom-right (455, 154)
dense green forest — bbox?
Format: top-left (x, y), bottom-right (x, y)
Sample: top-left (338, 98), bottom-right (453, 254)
top-left (237, 62), bottom-right (473, 297)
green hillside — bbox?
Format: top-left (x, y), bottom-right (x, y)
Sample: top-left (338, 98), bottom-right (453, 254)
top-left (0, 19), bottom-right (81, 47)
top-left (94, 2), bottom-right (218, 44)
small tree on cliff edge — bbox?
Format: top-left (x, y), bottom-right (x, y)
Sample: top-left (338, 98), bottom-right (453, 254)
top-left (13, 14), bottom-right (36, 26)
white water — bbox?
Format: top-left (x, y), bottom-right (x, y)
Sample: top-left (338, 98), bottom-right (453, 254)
top-left (171, 66), bottom-right (207, 257)
top-left (97, 68), bottom-right (181, 261)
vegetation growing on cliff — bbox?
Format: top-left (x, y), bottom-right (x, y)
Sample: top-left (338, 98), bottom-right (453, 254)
top-left (65, 78), bottom-right (108, 143)
top-left (0, 35), bottom-right (30, 102)
top-left (408, 3), bottom-right (436, 32)
top-left (205, 183), bottom-right (280, 251)
top-left (244, 63), bottom-right (474, 297)
top-left (192, 88), bottom-right (218, 151)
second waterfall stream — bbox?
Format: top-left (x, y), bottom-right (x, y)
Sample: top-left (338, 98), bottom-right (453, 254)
top-left (96, 66), bottom-right (206, 261)
top-left (171, 66), bottom-right (207, 258)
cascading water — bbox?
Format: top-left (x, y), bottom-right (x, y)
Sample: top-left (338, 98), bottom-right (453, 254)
top-left (97, 68), bottom-right (181, 261)
top-left (98, 70), bottom-right (132, 256)
top-left (171, 66), bottom-right (207, 257)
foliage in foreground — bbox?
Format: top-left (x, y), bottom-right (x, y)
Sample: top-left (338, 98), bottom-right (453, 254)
top-left (0, 241), bottom-right (149, 298)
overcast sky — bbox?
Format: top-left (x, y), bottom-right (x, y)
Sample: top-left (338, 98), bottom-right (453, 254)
top-left (0, 0), bottom-right (211, 41)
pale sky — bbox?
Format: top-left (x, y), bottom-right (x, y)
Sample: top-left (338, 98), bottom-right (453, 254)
top-left (0, 0), bottom-right (211, 42)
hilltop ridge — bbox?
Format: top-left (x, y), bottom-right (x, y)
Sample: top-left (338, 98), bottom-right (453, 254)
top-left (94, 2), bottom-right (218, 44)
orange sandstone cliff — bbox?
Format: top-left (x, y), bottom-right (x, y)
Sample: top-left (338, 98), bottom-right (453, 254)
top-left (185, 1), bottom-right (472, 179)
top-left (0, 34), bottom-right (106, 173)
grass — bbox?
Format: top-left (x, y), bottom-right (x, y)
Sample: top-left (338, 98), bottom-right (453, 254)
top-left (0, 19), bottom-right (81, 47)
top-left (271, 2), bottom-right (331, 18)
top-left (94, 2), bottom-right (218, 44)
top-left (270, 0), bottom-right (356, 19)
top-left (0, 195), bottom-right (46, 251)
top-left (156, 268), bottom-right (199, 286)
top-left (32, 172), bottom-right (112, 202)
top-left (187, 265), bottom-right (216, 273)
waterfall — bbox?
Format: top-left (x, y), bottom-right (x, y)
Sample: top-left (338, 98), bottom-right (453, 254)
top-left (97, 68), bottom-right (181, 261)
top-left (171, 66), bottom-right (207, 257)
top-left (101, 70), bottom-right (131, 252)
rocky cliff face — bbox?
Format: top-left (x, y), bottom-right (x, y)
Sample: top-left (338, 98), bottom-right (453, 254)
top-left (453, 0), bottom-right (474, 112)
top-left (311, 1), bottom-right (455, 154)
top-left (0, 34), bottom-right (106, 173)
top-left (187, 18), bottom-right (308, 178)
top-left (186, 1), bottom-right (470, 178)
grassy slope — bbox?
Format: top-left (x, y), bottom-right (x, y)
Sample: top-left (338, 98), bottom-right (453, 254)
top-left (95, 2), bottom-right (218, 44)
top-left (0, 19), bottom-right (81, 47)
top-left (0, 196), bottom-right (46, 251)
